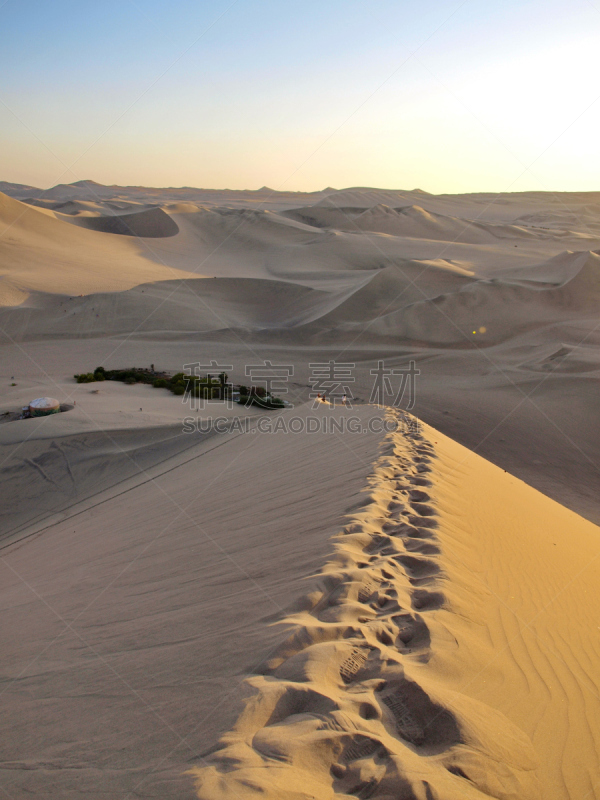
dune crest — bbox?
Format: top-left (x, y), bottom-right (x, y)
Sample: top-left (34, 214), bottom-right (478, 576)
top-left (62, 206), bottom-right (180, 238)
top-left (191, 414), bottom-right (545, 800)
top-left (0, 191), bottom-right (200, 299)
top-left (363, 249), bottom-right (600, 346)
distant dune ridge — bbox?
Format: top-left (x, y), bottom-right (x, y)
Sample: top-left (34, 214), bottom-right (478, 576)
top-left (1, 183), bottom-right (599, 339)
top-left (1, 183), bottom-right (599, 359)
top-left (1, 180), bottom-right (600, 800)
top-left (1, 178), bottom-right (599, 508)
top-left (66, 205), bottom-right (180, 238)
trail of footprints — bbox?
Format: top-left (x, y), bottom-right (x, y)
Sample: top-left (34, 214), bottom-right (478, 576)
top-left (315, 432), bottom-right (460, 786)
top-left (289, 426), bottom-right (459, 791)
top-left (195, 420), bottom-right (486, 799)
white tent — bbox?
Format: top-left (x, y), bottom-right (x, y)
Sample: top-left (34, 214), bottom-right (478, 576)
top-left (29, 397), bottom-right (60, 417)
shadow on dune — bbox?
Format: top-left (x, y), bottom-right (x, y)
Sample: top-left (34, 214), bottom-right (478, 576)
top-left (68, 206), bottom-right (179, 238)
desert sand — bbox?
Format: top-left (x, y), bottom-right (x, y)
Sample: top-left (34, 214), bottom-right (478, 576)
top-left (0, 181), bottom-right (599, 799)
top-left (192, 413), bottom-right (600, 800)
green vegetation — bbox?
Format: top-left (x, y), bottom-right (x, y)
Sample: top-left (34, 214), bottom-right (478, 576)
top-left (74, 366), bottom-right (106, 383)
top-left (72, 367), bottom-right (284, 409)
top-left (238, 386), bottom-right (285, 409)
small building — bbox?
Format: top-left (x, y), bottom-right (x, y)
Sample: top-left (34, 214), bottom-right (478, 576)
top-left (29, 397), bottom-right (60, 417)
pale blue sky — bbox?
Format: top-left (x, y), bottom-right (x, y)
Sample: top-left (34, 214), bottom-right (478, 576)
top-left (1, 0), bottom-right (599, 192)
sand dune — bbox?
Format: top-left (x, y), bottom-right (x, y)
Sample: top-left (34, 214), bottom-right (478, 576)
top-left (0, 403), bottom-right (385, 798)
top-left (519, 342), bottom-right (600, 373)
top-left (1, 183), bottom-right (598, 518)
top-left (191, 412), bottom-right (600, 800)
top-left (1, 182), bottom-right (600, 799)
top-left (0, 423), bottom-right (197, 537)
top-left (5, 403), bottom-right (599, 799)
top-left (498, 248), bottom-right (596, 283)
top-left (4, 182), bottom-right (599, 308)
top-left (307, 262), bottom-right (474, 333)
top-left (26, 198), bottom-right (154, 216)
top-left (48, 199), bottom-right (115, 214)
top-left (0, 192), bottom-right (201, 302)
top-left (285, 202), bottom-right (596, 245)
top-left (0, 278), bottom-right (337, 339)
top-left (0, 257), bottom-right (477, 341)
top-left (312, 187), bottom-right (426, 209)
top-left (62, 205), bottom-right (180, 238)
top-left (360, 250), bottom-right (600, 346)
top-left (515, 207), bottom-right (600, 232)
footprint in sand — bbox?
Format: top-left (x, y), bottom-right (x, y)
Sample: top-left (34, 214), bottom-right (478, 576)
top-left (415, 446), bottom-right (434, 457)
top-left (409, 489), bottom-right (430, 503)
top-left (381, 521), bottom-right (406, 534)
top-left (387, 499), bottom-right (405, 512)
top-left (410, 502), bottom-right (436, 516)
top-left (407, 515), bottom-right (437, 530)
top-left (331, 770), bottom-right (381, 800)
top-left (339, 646), bottom-right (373, 684)
top-left (396, 555), bottom-right (441, 585)
top-left (407, 543), bottom-right (440, 559)
top-left (330, 735), bottom-right (390, 800)
top-left (391, 612), bottom-right (431, 651)
top-left (357, 582), bottom-right (378, 603)
top-left (415, 463), bottom-right (432, 474)
top-left (411, 589), bottom-right (445, 611)
top-left (410, 475), bottom-right (432, 487)
top-left (371, 589), bottom-right (402, 614)
top-left (381, 694), bottom-right (426, 745)
top-left (376, 679), bottom-right (461, 751)
top-left (365, 535), bottom-right (397, 556)
top-left (265, 686), bottom-right (338, 726)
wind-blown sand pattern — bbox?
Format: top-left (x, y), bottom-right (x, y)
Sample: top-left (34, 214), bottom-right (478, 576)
top-left (191, 411), bottom-right (600, 800)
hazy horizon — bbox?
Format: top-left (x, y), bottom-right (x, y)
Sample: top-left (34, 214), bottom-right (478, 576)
top-left (2, 0), bottom-right (600, 195)
top-left (5, 177), bottom-right (600, 197)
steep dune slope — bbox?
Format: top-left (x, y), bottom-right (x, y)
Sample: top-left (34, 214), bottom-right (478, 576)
top-left (365, 251), bottom-right (600, 345)
top-left (0, 405), bottom-right (385, 799)
top-left (134, 204), bottom-right (441, 281)
top-left (0, 277), bottom-right (336, 339)
top-left (63, 206), bottom-right (180, 238)
top-left (0, 192), bottom-right (200, 302)
top-left (192, 412), bottom-right (600, 800)
top-left (313, 262), bottom-right (475, 330)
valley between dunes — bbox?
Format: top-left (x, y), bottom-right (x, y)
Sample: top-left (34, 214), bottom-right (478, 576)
top-left (0, 181), bottom-right (599, 798)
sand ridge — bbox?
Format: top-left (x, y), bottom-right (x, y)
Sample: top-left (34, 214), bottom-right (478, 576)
top-left (0, 404), bottom-right (388, 798)
top-left (191, 414), bottom-right (542, 800)
top-left (190, 410), bottom-right (600, 800)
